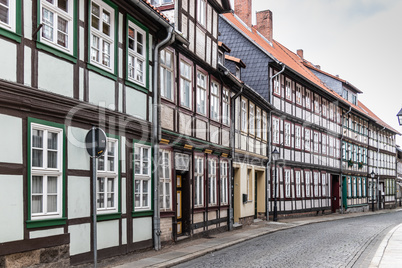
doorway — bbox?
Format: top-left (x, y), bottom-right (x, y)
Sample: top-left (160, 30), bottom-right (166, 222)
top-left (176, 171), bottom-right (190, 237)
top-left (331, 175), bottom-right (340, 213)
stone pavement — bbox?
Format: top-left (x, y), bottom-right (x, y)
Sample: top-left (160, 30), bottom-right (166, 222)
top-left (93, 209), bottom-right (401, 268)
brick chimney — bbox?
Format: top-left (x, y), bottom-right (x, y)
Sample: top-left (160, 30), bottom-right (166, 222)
top-left (256, 10), bottom-right (273, 42)
top-left (234, 0), bottom-right (252, 28)
top-left (297, 49), bottom-right (303, 59)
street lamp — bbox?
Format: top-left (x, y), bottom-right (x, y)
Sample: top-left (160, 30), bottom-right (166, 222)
top-left (370, 170), bottom-right (376, 212)
top-left (272, 148), bottom-right (280, 222)
top-left (397, 108), bottom-right (402, 126)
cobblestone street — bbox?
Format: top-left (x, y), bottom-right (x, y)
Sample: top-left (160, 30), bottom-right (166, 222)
top-left (174, 211), bottom-right (402, 268)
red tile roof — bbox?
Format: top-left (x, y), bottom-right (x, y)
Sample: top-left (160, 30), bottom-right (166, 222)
top-left (225, 55), bottom-right (246, 68)
top-left (222, 12), bottom-right (399, 134)
top-left (142, 0), bottom-right (170, 22)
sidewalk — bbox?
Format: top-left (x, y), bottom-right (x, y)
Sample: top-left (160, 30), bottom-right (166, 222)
top-left (91, 209), bottom-right (399, 268)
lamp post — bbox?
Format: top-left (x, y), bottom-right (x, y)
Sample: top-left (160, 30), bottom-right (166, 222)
top-left (272, 148), bottom-right (280, 222)
top-left (397, 108), bottom-right (402, 126)
top-left (370, 170), bottom-right (375, 212)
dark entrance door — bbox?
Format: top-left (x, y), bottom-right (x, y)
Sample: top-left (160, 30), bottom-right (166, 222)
top-left (331, 175), bottom-right (340, 213)
top-left (176, 171), bottom-right (190, 237)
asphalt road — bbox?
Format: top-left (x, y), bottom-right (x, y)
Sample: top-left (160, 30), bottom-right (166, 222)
top-left (174, 211), bottom-right (402, 268)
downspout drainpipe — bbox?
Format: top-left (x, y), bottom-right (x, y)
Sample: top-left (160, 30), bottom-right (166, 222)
top-left (152, 26), bottom-right (174, 252)
top-left (230, 86), bottom-right (243, 230)
top-left (377, 126), bottom-right (386, 209)
top-left (267, 63), bottom-right (285, 220)
top-left (340, 106), bottom-right (352, 214)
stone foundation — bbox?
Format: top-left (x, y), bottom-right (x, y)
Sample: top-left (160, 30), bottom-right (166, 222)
top-left (0, 244), bottom-right (69, 268)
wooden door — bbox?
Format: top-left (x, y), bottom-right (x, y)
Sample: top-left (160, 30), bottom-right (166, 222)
top-left (176, 175), bottom-right (182, 234)
top-left (331, 175), bottom-right (340, 213)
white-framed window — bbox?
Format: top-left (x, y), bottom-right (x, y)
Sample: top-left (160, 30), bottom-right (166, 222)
top-left (235, 66), bottom-right (240, 79)
top-left (40, 0), bottom-right (74, 52)
top-left (180, 60), bottom-right (192, 109)
top-left (272, 117), bottom-right (280, 144)
top-left (329, 103), bottom-right (334, 121)
top-left (97, 137), bottom-right (119, 213)
top-left (196, 72), bottom-right (207, 115)
top-left (295, 171), bottom-right (301, 197)
top-left (151, 0), bottom-right (173, 6)
top-left (197, 0), bottom-right (206, 26)
top-left (128, 21), bottom-right (146, 85)
top-left (313, 131), bottom-right (319, 153)
top-left (159, 150), bottom-right (171, 211)
top-left (220, 161), bottom-right (228, 205)
top-left (322, 174), bottom-right (326, 197)
top-left (314, 172), bottom-right (319, 197)
top-left (90, 0), bottom-right (115, 70)
top-left (249, 103), bottom-right (255, 135)
top-left (222, 88), bottom-right (230, 125)
top-left (218, 50), bottom-right (223, 64)
top-left (256, 109), bottom-right (261, 139)
top-left (194, 156), bottom-right (204, 207)
top-left (305, 171), bottom-right (311, 197)
top-left (358, 177), bottom-right (362, 197)
top-left (322, 99), bottom-right (327, 117)
top-left (285, 169), bottom-right (291, 198)
top-left (305, 89), bottom-right (311, 109)
top-left (273, 74), bottom-right (280, 94)
top-left (353, 177), bottom-right (357, 197)
top-left (285, 79), bottom-right (292, 101)
top-left (296, 84), bottom-right (302, 105)
top-left (134, 144), bottom-right (151, 210)
top-left (336, 139), bottom-right (340, 158)
top-left (208, 159), bottom-right (217, 205)
top-left (314, 95), bottom-right (320, 114)
top-left (284, 122), bottom-right (291, 147)
top-left (305, 129), bottom-right (310, 151)
top-left (322, 134), bottom-right (327, 155)
top-left (160, 49), bottom-right (173, 101)
top-left (295, 125), bottom-right (301, 149)
top-left (262, 112), bottom-right (267, 141)
top-left (210, 82), bottom-right (219, 121)
top-left (241, 99), bottom-right (247, 132)
top-left (272, 167), bottom-right (280, 198)
top-left (30, 123), bottom-right (63, 219)
top-left (348, 177), bottom-right (352, 197)
top-left (0, 0), bottom-right (15, 31)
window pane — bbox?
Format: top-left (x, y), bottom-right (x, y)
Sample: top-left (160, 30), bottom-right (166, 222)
top-left (47, 132), bottom-right (58, 150)
top-left (102, 41), bottom-right (110, 66)
top-left (47, 195), bottom-right (57, 212)
top-left (134, 180), bottom-right (140, 193)
top-left (32, 196), bottom-right (43, 213)
top-left (137, 32), bottom-right (143, 54)
top-left (47, 176), bottom-right (58, 193)
top-left (33, 149), bottom-right (43, 167)
top-left (128, 27), bottom-right (134, 50)
top-left (107, 193), bottom-right (114, 207)
top-left (97, 177), bottom-right (104, 192)
top-left (32, 176), bottom-right (43, 194)
top-left (97, 193), bottom-right (104, 208)
top-left (0, 4), bottom-right (8, 24)
top-left (42, 9), bottom-right (54, 41)
top-left (32, 129), bottom-right (43, 148)
top-left (143, 180), bottom-right (148, 193)
top-left (57, 17), bottom-right (68, 47)
top-left (98, 156), bottom-right (105, 171)
top-left (135, 194), bottom-right (140, 207)
top-left (142, 193), bottom-right (148, 207)
top-left (102, 10), bottom-right (110, 35)
top-left (58, 0), bottom-right (68, 12)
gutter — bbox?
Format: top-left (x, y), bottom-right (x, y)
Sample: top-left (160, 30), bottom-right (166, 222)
top-left (340, 106), bottom-right (352, 214)
top-left (128, 0), bottom-right (175, 251)
top-left (267, 63), bottom-right (285, 220)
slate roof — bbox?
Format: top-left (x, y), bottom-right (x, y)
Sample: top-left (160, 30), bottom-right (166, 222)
top-left (222, 12), bottom-right (399, 135)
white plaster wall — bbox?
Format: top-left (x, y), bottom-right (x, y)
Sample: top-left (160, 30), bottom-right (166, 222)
top-left (122, 218), bottom-right (127, 245)
top-left (118, 84), bottom-right (123, 112)
top-left (0, 39), bottom-right (17, 82)
top-left (68, 176), bottom-right (90, 219)
top-left (69, 223), bottom-right (91, 255)
top-left (126, 87), bottom-right (147, 119)
top-left (0, 114), bottom-right (22, 164)
top-left (98, 220), bottom-right (119, 249)
top-left (24, 46), bottom-right (32, 87)
top-left (132, 217), bottom-right (152, 243)
top-left (38, 52), bottom-right (74, 97)
top-left (0, 175), bottom-right (23, 243)
top-left (89, 72), bottom-right (115, 109)
top-left (30, 228), bottom-right (64, 239)
top-left (79, 26), bottom-right (85, 61)
top-left (24, 0), bottom-right (32, 39)
top-left (121, 177), bottom-right (126, 214)
top-left (121, 136), bottom-right (126, 173)
top-left (68, 127), bottom-right (90, 170)
top-left (79, 67), bottom-right (84, 101)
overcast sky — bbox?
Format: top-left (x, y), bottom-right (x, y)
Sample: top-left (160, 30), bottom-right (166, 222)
top-left (230, 0), bottom-right (402, 145)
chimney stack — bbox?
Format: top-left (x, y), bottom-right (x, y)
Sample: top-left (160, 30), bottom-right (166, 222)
top-left (297, 49), bottom-right (304, 59)
top-left (234, 0), bottom-right (252, 28)
top-left (256, 10), bottom-right (273, 42)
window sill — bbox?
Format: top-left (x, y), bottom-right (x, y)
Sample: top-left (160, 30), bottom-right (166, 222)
top-left (87, 63), bottom-right (117, 81)
top-left (26, 217), bottom-right (67, 229)
top-left (0, 27), bottom-right (22, 43)
top-left (125, 79), bottom-right (148, 94)
top-left (37, 41), bottom-right (77, 63)
top-left (97, 212), bottom-right (121, 221)
top-left (132, 210), bottom-right (153, 217)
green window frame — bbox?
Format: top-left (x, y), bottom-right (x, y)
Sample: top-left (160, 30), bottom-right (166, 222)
top-left (87, 0), bottom-right (118, 80)
top-left (125, 15), bottom-right (149, 93)
top-left (0, 0), bottom-right (22, 42)
top-left (96, 133), bottom-right (121, 221)
top-left (132, 140), bottom-right (153, 217)
top-left (26, 118), bottom-right (66, 228)
top-left (36, 0), bottom-right (78, 63)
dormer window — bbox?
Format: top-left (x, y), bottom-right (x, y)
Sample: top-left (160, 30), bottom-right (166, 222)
top-left (151, 0), bottom-right (173, 6)
top-left (218, 51), bottom-right (224, 64)
top-left (235, 66), bottom-right (240, 79)
top-left (342, 89), bottom-right (348, 100)
top-left (352, 94), bottom-right (357, 105)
